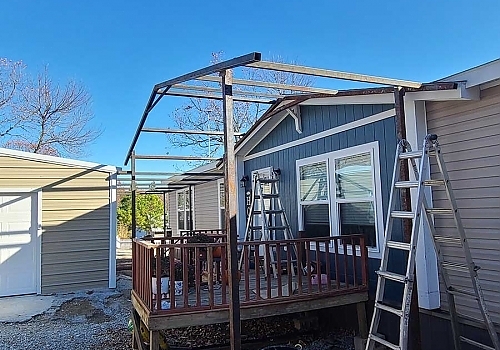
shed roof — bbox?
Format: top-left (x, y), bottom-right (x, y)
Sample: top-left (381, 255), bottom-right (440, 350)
top-left (0, 147), bottom-right (117, 174)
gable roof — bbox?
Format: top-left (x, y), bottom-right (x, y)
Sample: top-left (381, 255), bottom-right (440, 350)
top-left (0, 147), bottom-right (117, 174)
top-left (437, 58), bottom-right (500, 88)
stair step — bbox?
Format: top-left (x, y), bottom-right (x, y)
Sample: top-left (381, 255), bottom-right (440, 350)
top-left (391, 211), bottom-right (415, 219)
top-left (399, 151), bottom-right (422, 159)
top-left (386, 241), bottom-right (412, 251)
top-left (434, 235), bottom-right (463, 245)
top-left (375, 302), bottom-right (403, 317)
top-left (448, 286), bottom-right (478, 299)
top-left (368, 334), bottom-right (400, 350)
top-left (460, 336), bottom-right (495, 350)
top-left (426, 208), bottom-right (455, 215)
top-left (376, 270), bottom-right (409, 283)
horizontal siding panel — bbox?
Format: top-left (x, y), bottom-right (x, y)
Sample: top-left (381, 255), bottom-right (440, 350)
top-left (432, 187), bottom-right (500, 200)
top-left (430, 154), bottom-right (500, 172)
top-left (428, 112), bottom-right (499, 135)
top-left (42, 261), bottom-right (108, 276)
top-left (431, 167), bottom-right (500, 181)
top-left (42, 208), bottom-right (109, 221)
top-left (42, 218), bottom-right (110, 229)
top-left (42, 199), bottom-right (109, 210)
top-left (42, 239), bottom-right (109, 253)
top-left (42, 191), bottom-right (110, 200)
top-left (426, 85), bottom-right (500, 115)
top-left (427, 103), bottom-right (500, 125)
top-left (433, 146), bottom-right (500, 163)
top-left (42, 232), bottom-right (109, 243)
top-left (42, 248), bottom-right (108, 262)
top-left (42, 279), bottom-right (108, 294)
top-left (42, 270), bottom-right (108, 289)
top-left (193, 181), bottom-right (220, 230)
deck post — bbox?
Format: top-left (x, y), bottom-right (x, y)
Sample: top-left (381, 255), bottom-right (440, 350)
top-left (150, 330), bottom-right (160, 350)
top-left (394, 87), bottom-right (422, 349)
top-left (221, 68), bottom-right (242, 350)
top-left (356, 302), bottom-right (368, 338)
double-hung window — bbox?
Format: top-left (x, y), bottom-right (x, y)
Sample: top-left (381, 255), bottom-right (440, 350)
top-left (297, 142), bottom-right (383, 257)
top-left (177, 189), bottom-right (192, 231)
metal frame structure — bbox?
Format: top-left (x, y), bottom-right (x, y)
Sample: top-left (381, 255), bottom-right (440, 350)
top-left (124, 51), bottom-right (426, 350)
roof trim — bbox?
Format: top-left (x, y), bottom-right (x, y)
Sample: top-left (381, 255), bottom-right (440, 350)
top-left (437, 58), bottom-right (500, 88)
top-left (0, 147), bottom-right (117, 173)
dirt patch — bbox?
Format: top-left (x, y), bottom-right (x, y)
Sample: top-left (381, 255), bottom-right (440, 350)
top-left (54, 298), bottom-right (111, 324)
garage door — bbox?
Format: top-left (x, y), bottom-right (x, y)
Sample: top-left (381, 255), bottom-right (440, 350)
top-left (0, 192), bottom-right (38, 296)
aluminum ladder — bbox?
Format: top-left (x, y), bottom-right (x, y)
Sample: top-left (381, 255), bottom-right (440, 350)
top-left (366, 134), bottom-right (500, 350)
top-left (238, 173), bottom-right (298, 278)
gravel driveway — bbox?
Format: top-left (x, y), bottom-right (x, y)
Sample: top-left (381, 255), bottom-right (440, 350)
top-left (0, 276), bottom-right (132, 350)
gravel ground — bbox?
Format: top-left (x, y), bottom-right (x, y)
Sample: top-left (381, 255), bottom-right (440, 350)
top-left (0, 272), bottom-right (355, 350)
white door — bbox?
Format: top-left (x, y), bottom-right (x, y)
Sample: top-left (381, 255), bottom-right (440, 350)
top-left (0, 192), bottom-right (38, 296)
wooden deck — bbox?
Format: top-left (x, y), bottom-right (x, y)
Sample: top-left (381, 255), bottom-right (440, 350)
top-left (131, 232), bottom-right (369, 331)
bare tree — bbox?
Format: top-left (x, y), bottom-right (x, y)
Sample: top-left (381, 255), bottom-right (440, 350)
top-left (168, 52), bottom-right (313, 159)
top-left (0, 59), bottom-right (25, 137)
top-left (0, 64), bottom-right (101, 157)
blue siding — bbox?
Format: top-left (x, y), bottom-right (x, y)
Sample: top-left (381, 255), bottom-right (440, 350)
top-left (243, 103), bottom-right (398, 294)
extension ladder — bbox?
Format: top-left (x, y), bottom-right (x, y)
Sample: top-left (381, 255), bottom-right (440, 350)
top-left (238, 173), bottom-right (298, 278)
top-left (366, 134), bottom-right (500, 350)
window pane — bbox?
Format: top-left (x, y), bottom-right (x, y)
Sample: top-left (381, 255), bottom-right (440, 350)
top-left (177, 192), bottom-right (185, 210)
top-left (299, 162), bottom-right (328, 201)
top-left (185, 191), bottom-right (191, 209)
top-left (186, 211), bottom-right (191, 230)
top-left (302, 204), bottom-right (330, 238)
top-left (178, 212), bottom-right (184, 230)
top-left (335, 152), bottom-right (373, 199)
top-left (219, 183), bottom-right (225, 208)
top-left (339, 202), bottom-right (376, 247)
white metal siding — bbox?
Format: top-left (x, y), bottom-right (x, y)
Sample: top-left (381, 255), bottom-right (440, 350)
top-left (426, 84), bottom-right (500, 323)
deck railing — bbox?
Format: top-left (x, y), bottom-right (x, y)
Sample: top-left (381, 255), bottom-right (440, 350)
top-left (132, 233), bottom-right (368, 315)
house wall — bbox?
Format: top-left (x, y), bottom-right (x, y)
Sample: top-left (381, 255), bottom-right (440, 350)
top-left (426, 84), bottom-right (500, 324)
top-left (242, 103), bottom-right (397, 293)
top-left (193, 180), bottom-right (221, 230)
top-left (0, 155), bottom-right (111, 294)
top-left (169, 190), bottom-right (178, 235)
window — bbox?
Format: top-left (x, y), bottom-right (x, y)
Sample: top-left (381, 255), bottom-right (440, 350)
top-left (218, 181), bottom-right (225, 229)
top-left (177, 189), bottom-right (193, 231)
top-left (297, 142), bottom-right (383, 257)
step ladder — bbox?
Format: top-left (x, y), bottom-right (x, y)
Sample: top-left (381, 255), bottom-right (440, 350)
top-left (366, 134), bottom-right (500, 350)
top-left (238, 173), bottom-right (298, 278)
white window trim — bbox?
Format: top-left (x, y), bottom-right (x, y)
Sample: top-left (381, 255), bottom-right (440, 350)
top-left (296, 141), bottom-right (384, 259)
top-left (108, 173), bottom-right (117, 289)
top-left (176, 188), bottom-right (195, 233)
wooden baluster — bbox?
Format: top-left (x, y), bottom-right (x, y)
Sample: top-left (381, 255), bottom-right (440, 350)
top-left (169, 250), bottom-right (175, 309)
top-left (244, 245), bottom-right (250, 302)
top-left (155, 248), bottom-right (161, 311)
top-left (265, 243), bottom-right (272, 299)
top-left (351, 237), bottom-right (358, 287)
top-left (208, 246), bottom-right (214, 308)
top-left (195, 247), bottom-right (201, 307)
top-left (343, 237), bottom-right (349, 288)
top-left (276, 242), bottom-right (282, 297)
top-left (325, 239), bottom-right (332, 291)
top-left (296, 241), bottom-right (303, 295)
top-left (333, 239), bottom-right (341, 289)
top-left (360, 237), bottom-right (368, 287)
top-left (221, 243), bottom-right (227, 305)
top-left (287, 242), bottom-right (292, 297)
top-left (183, 247), bottom-right (189, 308)
top-left (316, 241), bottom-right (322, 293)
top-left (306, 240), bottom-right (312, 293)
top-left (254, 243), bottom-right (261, 300)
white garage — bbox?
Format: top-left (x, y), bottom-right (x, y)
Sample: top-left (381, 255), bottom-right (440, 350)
top-left (0, 148), bottom-right (117, 296)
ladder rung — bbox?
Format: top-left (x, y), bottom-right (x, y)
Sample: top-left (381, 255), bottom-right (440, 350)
top-left (426, 208), bottom-right (454, 215)
top-left (386, 241), bottom-right (412, 251)
top-left (375, 302), bottom-right (403, 317)
top-left (256, 194), bottom-right (280, 198)
top-left (377, 270), bottom-right (409, 283)
top-left (368, 334), bottom-right (400, 350)
top-left (391, 211), bottom-right (415, 219)
top-left (442, 261), bottom-right (471, 272)
top-left (399, 150), bottom-right (422, 159)
top-left (448, 286), bottom-right (478, 299)
top-left (258, 179), bottom-right (279, 184)
top-left (395, 181), bottom-right (419, 188)
top-left (425, 179), bottom-right (445, 187)
top-left (434, 235), bottom-right (462, 245)
top-left (267, 226), bottom-right (287, 230)
top-left (460, 336), bottom-right (495, 350)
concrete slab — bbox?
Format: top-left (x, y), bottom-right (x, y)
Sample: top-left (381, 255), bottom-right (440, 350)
top-left (0, 295), bottom-right (54, 322)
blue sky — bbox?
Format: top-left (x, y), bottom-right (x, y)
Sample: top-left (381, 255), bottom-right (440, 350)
top-left (2, 1), bottom-right (500, 172)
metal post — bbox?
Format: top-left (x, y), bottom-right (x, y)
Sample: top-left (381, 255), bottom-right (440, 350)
top-left (222, 68), bottom-right (241, 350)
top-left (131, 151), bottom-right (137, 239)
top-left (394, 87), bottom-right (422, 350)
top-left (163, 191), bottom-right (167, 236)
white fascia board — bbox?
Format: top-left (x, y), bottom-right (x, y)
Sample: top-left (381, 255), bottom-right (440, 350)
top-left (0, 147), bottom-right (117, 173)
top-left (406, 83), bottom-right (479, 101)
top-left (438, 58), bottom-right (500, 88)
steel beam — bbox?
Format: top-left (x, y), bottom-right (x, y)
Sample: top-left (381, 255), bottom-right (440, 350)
top-left (221, 69), bottom-right (241, 350)
top-left (118, 171), bottom-right (224, 176)
top-left (247, 60), bottom-right (423, 88)
top-left (141, 128), bottom-right (244, 136)
top-left (131, 151), bottom-right (137, 240)
top-left (134, 155), bottom-right (219, 161)
top-left (172, 84), bottom-right (284, 99)
top-left (158, 89), bottom-right (274, 104)
top-left (197, 75), bottom-right (339, 95)
top-left (154, 52), bottom-right (261, 91)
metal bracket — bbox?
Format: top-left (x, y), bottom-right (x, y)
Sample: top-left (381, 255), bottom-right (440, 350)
top-left (287, 106), bottom-right (302, 134)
